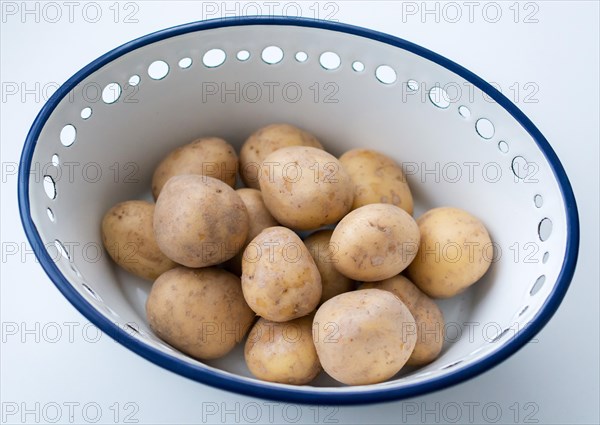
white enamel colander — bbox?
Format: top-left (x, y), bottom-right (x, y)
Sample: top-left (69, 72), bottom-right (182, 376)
top-left (18, 17), bottom-right (579, 404)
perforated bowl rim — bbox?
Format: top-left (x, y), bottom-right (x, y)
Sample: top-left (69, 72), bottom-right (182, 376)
top-left (17, 17), bottom-right (580, 405)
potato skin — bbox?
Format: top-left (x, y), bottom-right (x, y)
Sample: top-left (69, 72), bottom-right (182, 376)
top-left (225, 189), bottom-right (279, 275)
top-left (406, 207), bottom-right (492, 298)
top-left (154, 175), bottom-right (249, 268)
top-left (304, 230), bottom-right (355, 304)
top-left (259, 146), bottom-right (354, 230)
top-left (146, 267), bottom-right (255, 360)
top-left (313, 289), bottom-right (416, 385)
top-left (245, 315), bottom-right (321, 385)
top-left (330, 204), bottom-right (420, 281)
top-left (361, 275), bottom-right (444, 366)
top-left (101, 200), bottom-right (177, 280)
top-left (152, 137), bottom-right (237, 199)
top-left (340, 149), bottom-right (414, 215)
top-left (241, 226), bottom-right (321, 322)
top-left (240, 123), bottom-right (323, 189)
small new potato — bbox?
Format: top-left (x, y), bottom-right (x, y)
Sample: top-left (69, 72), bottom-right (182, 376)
top-left (361, 275), bottom-right (444, 365)
top-left (259, 146), bottom-right (354, 230)
top-left (331, 204), bottom-right (420, 281)
top-left (152, 137), bottom-right (237, 199)
top-left (340, 149), bottom-right (414, 215)
top-left (313, 289), bottom-right (417, 385)
top-left (407, 207), bottom-right (492, 298)
top-left (240, 123), bottom-right (323, 189)
top-left (304, 230), bottom-right (355, 304)
top-left (154, 175), bottom-right (249, 268)
top-left (101, 200), bottom-right (177, 280)
top-left (241, 226), bottom-right (321, 322)
top-left (226, 189), bottom-right (279, 275)
top-left (146, 267), bottom-right (255, 360)
top-left (245, 315), bottom-right (321, 385)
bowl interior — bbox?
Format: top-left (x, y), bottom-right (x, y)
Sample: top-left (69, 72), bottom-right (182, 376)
top-left (26, 22), bottom-right (568, 393)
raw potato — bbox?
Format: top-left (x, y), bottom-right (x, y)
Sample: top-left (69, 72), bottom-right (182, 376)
top-left (340, 149), bottom-right (414, 215)
top-left (146, 267), bottom-right (255, 360)
top-left (407, 207), bottom-right (492, 298)
top-left (313, 289), bottom-right (417, 385)
top-left (240, 123), bottom-right (323, 189)
top-left (101, 200), bottom-right (177, 280)
top-left (225, 189), bottom-right (279, 275)
top-left (259, 146), bottom-right (354, 230)
top-left (361, 275), bottom-right (444, 365)
top-left (152, 137), bottom-right (237, 199)
top-left (241, 226), bottom-right (321, 322)
top-left (304, 230), bottom-right (355, 304)
top-left (245, 315), bottom-right (321, 385)
top-left (330, 204), bottom-right (420, 281)
top-left (154, 175), bottom-right (249, 268)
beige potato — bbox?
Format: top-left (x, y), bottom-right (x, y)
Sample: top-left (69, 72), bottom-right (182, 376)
top-left (313, 289), bottom-right (416, 385)
top-left (101, 200), bottom-right (177, 280)
top-left (152, 137), bottom-right (237, 199)
top-left (240, 123), bottom-right (323, 189)
top-left (154, 175), bottom-right (249, 268)
top-left (330, 204), bottom-right (420, 282)
top-left (361, 275), bottom-right (444, 365)
top-left (259, 146), bottom-right (354, 230)
top-left (146, 267), bottom-right (255, 360)
top-left (340, 149), bottom-right (414, 215)
top-left (225, 189), bottom-right (279, 275)
top-left (245, 315), bottom-right (321, 385)
top-left (407, 207), bottom-right (492, 298)
top-left (241, 226), bottom-right (321, 322)
top-left (304, 230), bottom-right (355, 304)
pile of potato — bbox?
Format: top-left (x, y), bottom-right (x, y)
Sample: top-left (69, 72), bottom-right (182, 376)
top-left (101, 124), bottom-right (492, 386)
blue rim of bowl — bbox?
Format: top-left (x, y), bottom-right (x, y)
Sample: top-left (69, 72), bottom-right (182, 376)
top-left (18, 16), bottom-right (579, 405)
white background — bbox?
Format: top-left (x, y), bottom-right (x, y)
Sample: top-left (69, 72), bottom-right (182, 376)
top-left (1, 1), bottom-right (599, 424)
